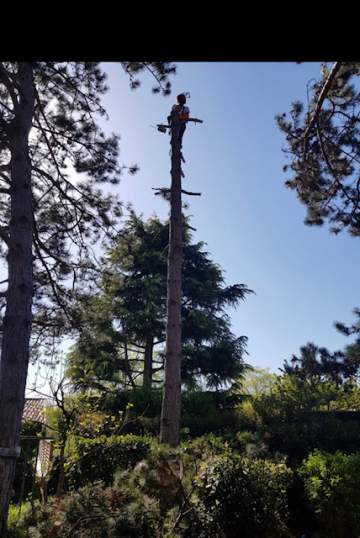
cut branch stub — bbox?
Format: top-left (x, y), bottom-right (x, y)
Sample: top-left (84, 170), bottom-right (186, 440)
top-left (181, 190), bottom-right (201, 196)
top-left (152, 187), bottom-right (171, 196)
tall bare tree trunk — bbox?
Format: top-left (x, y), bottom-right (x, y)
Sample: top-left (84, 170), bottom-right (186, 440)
top-left (143, 335), bottom-right (154, 391)
top-left (0, 62), bottom-right (35, 534)
top-left (56, 440), bottom-right (66, 498)
top-left (124, 339), bottom-right (136, 389)
top-left (160, 122), bottom-right (183, 447)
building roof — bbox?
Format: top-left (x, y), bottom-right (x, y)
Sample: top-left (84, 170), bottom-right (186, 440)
top-left (22, 398), bottom-right (49, 423)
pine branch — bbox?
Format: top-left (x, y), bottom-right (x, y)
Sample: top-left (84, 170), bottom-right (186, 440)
top-left (33, 234), bottom-right (75, 330)
top-left (47, 64), bottom-right (107, 118)
top-left (0, 99), bottom-right (14, 117)
top-left (0, 172), bottom-right (10, 185)
top-left (303, 62), bottom-right (341, 154)
top-left (142, 63), bottom-right (166, 90)
top-left (0, 63), bottom-right (19, 110)
top-left (32, 165), bottom-right (110, 239)
top-left (316, 122), bottom-right (353, 204)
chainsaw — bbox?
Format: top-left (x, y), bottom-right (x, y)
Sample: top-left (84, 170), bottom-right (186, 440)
top-left (156, 117), bottom-right (203, 134)
top-left (157, 124), bottom-right (170, 133)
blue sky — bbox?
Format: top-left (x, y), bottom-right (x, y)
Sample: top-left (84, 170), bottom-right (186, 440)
top-left (26, 62), bottom-right (360, 393)
top-left (93, 61), bottom-right (360, 374)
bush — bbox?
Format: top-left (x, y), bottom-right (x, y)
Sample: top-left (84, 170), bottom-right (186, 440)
top-left (227, 430), bottom-right (269, 457)
top-left (181, 391), bottom-right (240, 437)
top-left (269, 412), bottom-right (360, 462)
top-left (65, 434), bottom-right (151, 490)
top-left (101, 389), bottom-right (240, 437)
top-left (22, 483), bottom-right (161, 538)
top-left (180, 430), bottom-right (269, 464)
top-left (181, 433), bottom-right (230, 458)
top-left (13, 421), bottom-right (44, 503)
top-left (300, 450), bottom-right (360, 538)
top-left (20, 438), bottom-right (295, 538)
top-left (193, 454), bottom-right (292, 538)
top-left (101, 389), bottom-right (162, 418)
top-left (6, 503), bottom-right (31, 538)
top-left (114, 445), bottom-right (185, 515)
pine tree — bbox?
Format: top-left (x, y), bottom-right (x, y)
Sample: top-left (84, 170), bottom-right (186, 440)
top-left (67, 212), bottom-right (252, 393)
top-left (0, 61), bottom-right (175, 532)
top-left (277, 61), bottom-right (360, 395)
top-left (277, 62), bottom-right (360, 236)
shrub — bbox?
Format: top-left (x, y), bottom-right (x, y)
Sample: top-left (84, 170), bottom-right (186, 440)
top-left (193, 454), bottom-right (292, 538)
top-left (283, 413), bottom-right (360, 461)
top-left (6, 503), bottom-right (31, 538)
top-left (181, 391), bottom-right (239, 436)
top-left (13, 421), bottom-right (44, 503)
top-left (23, 483), bottom-right (161, 538)
top-left (65, 434), bottom-right (151, 489)
top-left (300, 450), bottom-right (360, 538)
top-left (101, 389), bottom-right (240, 437)
top-left (20, 439), bottom-right (295, 538)
top-left (227, 430), bottom-right (269, 457)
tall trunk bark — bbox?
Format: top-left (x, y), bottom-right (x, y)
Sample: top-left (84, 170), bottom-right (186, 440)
top-left (143, 335), bottom-right (154, 391)
top-left (0, 62), bottom-right (35, 534)
top-left (124, 339), bottom-right (135, 389)
top-left (56, 440), bottom-right (66, 498)
top-left (160, 122), bottom-right (183, 447)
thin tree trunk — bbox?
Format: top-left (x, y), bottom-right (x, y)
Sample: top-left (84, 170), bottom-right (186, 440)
top-left (0, 62), bottom-right (35, 534)
top-left (56, 440), bottom-right (66, 497)
top-left (143, 335), bottom-right (154, 391)
top-left (160, 122), bottom-right (183, 447)
top-left (124, 339), bottom-right (136, 389)
top-left (30, 440), bottom-right (40, 509)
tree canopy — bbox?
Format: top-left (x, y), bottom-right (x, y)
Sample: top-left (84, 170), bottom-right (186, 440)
top-left (67, 211), bottom-right (253, 392)
top-left (277, 62), bottom-right (360, 236)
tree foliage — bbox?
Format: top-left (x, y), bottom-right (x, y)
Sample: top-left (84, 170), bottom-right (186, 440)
top-left (0, 61), bottom-right (176, 350)
top-left (277, 62), bottom-right (360, 236)
top-left (67, 212), bottom-right (253, 391)
top-left (0, 61), bottom-right (176, 532)
top-left (300, 450), bottom-right (360, 538)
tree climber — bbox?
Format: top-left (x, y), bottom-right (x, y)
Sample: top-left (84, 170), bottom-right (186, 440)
top-left (167, 93), bottom-right (190, 147)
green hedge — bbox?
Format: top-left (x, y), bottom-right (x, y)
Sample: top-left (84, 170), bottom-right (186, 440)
top-left (65, 434), bottom-right (151, 489)
top-left (259, 410), bottom-right (360, 462)
top-left (101, 389), bottom-right (241, 437)
top-left (300, 450), bottom-right (360, 538)
top-left (194, 454), bottom-right (292, 538)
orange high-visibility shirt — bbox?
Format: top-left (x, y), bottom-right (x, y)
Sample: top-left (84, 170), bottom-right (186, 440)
top-left (171, 104), bottom-right (190, 121)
